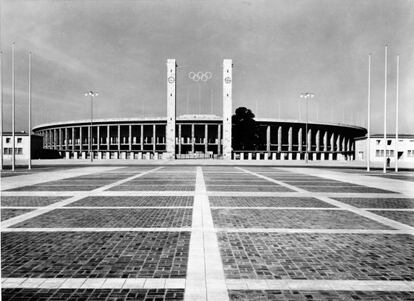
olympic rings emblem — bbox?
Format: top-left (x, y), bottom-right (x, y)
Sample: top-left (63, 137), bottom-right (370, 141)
top-left (188, 71), bottom-right (212, 82)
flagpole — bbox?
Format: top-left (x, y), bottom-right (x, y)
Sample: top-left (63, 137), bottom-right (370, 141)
top-left (12, 42), bottom-right (16, 171)
top-left (0, 50), bottom-right (3, 171)
top-left (395, 55), bottom-right (399, 172)
top-left (28, 51), bottom-right (32, 170)
top-left (383, 45), bottom-right (387, 174)
top-left (367, 54), bottom-right (371, 172)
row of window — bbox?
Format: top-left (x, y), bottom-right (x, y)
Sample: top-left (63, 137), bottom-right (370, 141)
top-left (4, 138), bottom-right (23, 144)
top-left (407, 150), bottom-right (414, 157)
top-left (375, 150), bottom-right (394, 157)
top-left (3, 148), bottom-right (23, 155)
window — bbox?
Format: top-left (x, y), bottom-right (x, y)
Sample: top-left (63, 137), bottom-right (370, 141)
top-left (376, 140), bottom-right (381, 145)
top-left (16, 148), bottom-right (23, 155)
top-left (376, 150), bottom-right (381, 157)
top-left (408, 150), bottom-right (414, 158)
top-left (387, 140), bottom-right (392, 145)
top-left (17, 138), bottom-right (22, 143)
top-left (6, 138), bottom-right (10, 143)
top-left (3, 148), bottom-right (11, 155)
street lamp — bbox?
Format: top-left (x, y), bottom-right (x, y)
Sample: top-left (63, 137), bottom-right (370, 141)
top-left (84, 91), bottom-right (98, 162)
top-left (300, 92), bottom-right (314, 163)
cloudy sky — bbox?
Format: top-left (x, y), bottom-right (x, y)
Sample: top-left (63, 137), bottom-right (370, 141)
top-left (1, 0), bottom-right (413, 133)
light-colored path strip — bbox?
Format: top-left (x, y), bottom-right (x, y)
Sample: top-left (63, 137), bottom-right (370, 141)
top-left (1, 277), bottom-right (186, 289)
top-left (2, 206), bottom-right (192, 210)
top-left (215, 228), bottom-right (408, 234)
top-left (1, 191), bottom-right (194, 197)
top-left (1, 167), bottom-right (163, 228)
top-left (225, 279), bottom-right (414, 291)
top-left (185, 167), bottom-right (229, 301)
top-left (1, 167), bottom-right (122, 191)
top-left (238, 167), bottom-right (414, 234)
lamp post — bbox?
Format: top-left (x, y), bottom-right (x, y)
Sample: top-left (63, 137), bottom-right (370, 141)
top-left (84, 91), bottom-right (98, 162)
top-left (300, 92), bottom-right (314, 163)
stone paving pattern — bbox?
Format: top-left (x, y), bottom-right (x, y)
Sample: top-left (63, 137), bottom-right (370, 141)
top-left (1, 196), bottom-right (70, 207)
top-left (2, 232), bottom-right (190, 278)
top-left (332, 197), bottom-right (414, 208)
top-left (367, 210), bottom-right (414, 227)
top-left (2, 288), bottom-right (184, 301)
top-left (13, 208), bottom-right (193, 228)
top-left (228, 290), bottom-right (414, 301)
top-left (67, 196), bottom-right (194, 207)
top-left (1, 209), bottom-right (34, 221)
top-left (212, 209), bottom-right (392, 229)
top-left (210, 196), bottom-right (334, 208)
top-left (218, 233), bottom-right (414, 280)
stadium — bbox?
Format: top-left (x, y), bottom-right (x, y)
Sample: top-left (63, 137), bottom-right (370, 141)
top-left (32, 114), bottom-right (366, 161)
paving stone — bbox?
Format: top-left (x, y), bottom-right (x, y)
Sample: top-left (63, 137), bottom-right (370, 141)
top-left (1, 209), bottom-right (34, 221)
top-left (298, 186), bottom-right (395, 193)
top-left (209, 196), bottom-right (334, 208)
top-left (228, 290), bottom-right (414, 301)
top-left (13, 208), bottom-right (192, 228)
top-left (207, 186), bottom-right (293, 192)
top-left (212, 209), bottom-right (391, 229)
top-left (2, 232), bottom-right (190, 278)
top-left (332, 197), bottom-right (414, 208)
top-left (1, 196), bottom-right (69, 207)
top-left (218, 233), bottom-right (413, 280)
top-left (1, 288), bottom-right (185, 300)
top-left (368, 210), bottom-right (414, 227)
top-left (67, 196), bottom-right (194, 207)
top-left (6, 185), bottom-right (102, 191)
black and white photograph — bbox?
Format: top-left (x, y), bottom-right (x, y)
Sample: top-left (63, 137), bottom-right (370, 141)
top-left (0, 0), bottom-right (413, 300)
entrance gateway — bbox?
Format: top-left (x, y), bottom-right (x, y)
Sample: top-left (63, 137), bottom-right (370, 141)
top-left (165, 59), bottom-right (233, 160)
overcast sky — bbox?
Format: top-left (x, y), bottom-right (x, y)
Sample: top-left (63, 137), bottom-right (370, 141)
top-left (1, 0), bottom-right (413, 134)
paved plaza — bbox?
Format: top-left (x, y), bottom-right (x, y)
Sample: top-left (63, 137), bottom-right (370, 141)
top-left (1, 165), bottom-right (414, 300)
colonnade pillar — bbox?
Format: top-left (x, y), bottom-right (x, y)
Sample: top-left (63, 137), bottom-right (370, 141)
top-left (266, 126), bottom-right (271, 153)
top-left (277, 126), bottom-right (282, 152)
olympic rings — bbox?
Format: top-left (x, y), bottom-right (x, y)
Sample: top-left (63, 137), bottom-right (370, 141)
top-left (188, 71), bottom-right (212, 82)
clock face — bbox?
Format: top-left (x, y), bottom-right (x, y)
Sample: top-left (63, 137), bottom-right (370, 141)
top-left (224, 77), bottom-right (232, 84)
top-left (168, 76), bottom-right (175, 84)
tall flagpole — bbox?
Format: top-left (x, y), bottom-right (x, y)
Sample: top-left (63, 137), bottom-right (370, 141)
top-left (0, 50), bottom-right (3, 171)
top-left (383, 45), bottom-right (388, 174)
top-left (395, 55), bottom-right (399, 172)
top-left (28, 51), bottom-right (32, 170)
top-left (12, 42), bottom-right (16, 171)
top-left (367, 54), bottom-right (371, 172)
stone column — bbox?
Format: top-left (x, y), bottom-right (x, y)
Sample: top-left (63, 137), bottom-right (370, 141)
top-left (72, 127), bottom-right (75, 152)
top-left (140, 125), bottom-right (144, 151)
top-left (107, 125), bottom-right (110, 150)
top-left (277, 126), bottom-right (282, 152)
top-left (79, 127), bottom-right (83, 152)
top-left (87, 125), bottom-right (91, 155)
top-left (288, 127), bottom-right (293, 160)
top-left (222, 59), bottom-right (233, 159)
top-left (59, 128), bottom-right (63, 150)
top-left (129, 125), bottom-right (132, 151)
top-left (217, 124), bottom-right (222, 156)
top-left (153, 124), bottom-right (156, 152)
top-left (316, 130), bottom-right (320, 152)
top-left (298, 128), bottom-right (302, 152)
top-left (65, 128), bottom-right (68, 150)
top-left (205, 124), bottom-right (208, 154)
top-left (307, 128), bottom-right (311, 152)
top-left (266, 125), bottom-right (271, 153)
top-left (330, 133), bottom-right (334, 152)
top-left (97, 126), bottom-right (100, 151)
top-left (191, 124), bottom-right (195, 153)
top-left (178, 124), bottom-right (182, 155)
top-left (336, 134), bottom-right (341, 152)
top-left (117, 125), bottom-right (121, 152)
top-left (166, 59), bottom-right (176, 159)
top-left (323, 131), bottom-right (328, 151)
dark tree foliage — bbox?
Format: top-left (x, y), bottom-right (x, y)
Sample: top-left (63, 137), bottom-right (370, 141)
top-left (232, 107), bottom-right (260, 150)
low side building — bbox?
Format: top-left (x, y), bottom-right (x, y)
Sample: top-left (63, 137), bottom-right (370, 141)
top-left (355, 134), bottom-right (414, 163)
top-left (1, 132), bottom-right (44, 163)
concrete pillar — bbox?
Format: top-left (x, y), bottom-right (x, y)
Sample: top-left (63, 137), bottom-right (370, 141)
top-left (277, 126), bottom-right (282, 152)
top-left (107, 125), bottom-right (110, 150)
top-left (121, 152), bottom-right (126, 160)
top-left (87, 126), bottom-right (91, 155)
top-left (178, 124), bottom-right (182, 156)
top-left (146, 152), bottom-right (151, 160)
top-left (140, 125), bottom-right (144, 151)
top-left (152, 124), bottom-right (156, 152)
top-left (106, 151), bottom-right (110, 159)
top-left (79, 127), bottom-right (83, 152)
top-left (266, 125), bottom-right (271, 153)
top-left (288, 126), bottom-right (293, 160)
top-left (336, 134), bottom-right (341, 152)
top-left (307, 128), bottom-right (311, 152)
top-left (313, 153), bottom-right (317, 160)
top-left (205, 124), bottom-right (208, 154)
top-left (256, 153), bottom-right (260, 160)
top-left (191, 124), bottom-right (195, 153)
top-left (217, 124), bottom-right (222, 156)
top-left (316, 130), bottom-right (320, 152)
top-left (117, 125), bottom-right (121, 152)
top-left (222, 59), bottom-right (232, 160)
top-left (98, 152), bottom-right (102, 160)
top-left (59, 128), bottom-right (63, 150)
top-left (97, 126), bottom-right (100, 151)
top-left (128, 125), bottom-right (132, 151)
top-left (166, 59), bottom-right (176, 159)
top-left (298, 128), bottom-right (302, 152)
top-left (72, 128), bottom-right (75, 152)
top-left (342, 137), bottom-right (346, 152)
top-left (329, 153), bottom-right (333, 160)
top-left (323, 131), bottom-right (328, 151)
top-left (281, 153), bottom-right (285, 160)
top-left (74, 152), bottom-right (78, 159)
top-left (154, 152), bottom-right (158, 160)
top-left (347, 138), bottom-right (350, 152)
top-left (330, 133), bottom-right (335, 152)
top-left (248, 153), bottom-right (252, 160)
top-left (130, 152), bottom-right (134, 160)
top-left (65, 152), bottom-right (70, 159)
top-left (64, 128), bottom-right (68, 150)
top-left (296, 153), bottom-right (301, 160)
top-left (264, 152), bottom-right (268, 160)
top-left (321, 153), bottom-right (325, 160)
top-left (82, 152), bottom-right (86, 160)
top-left (272, 153), bottom-right (276, 160)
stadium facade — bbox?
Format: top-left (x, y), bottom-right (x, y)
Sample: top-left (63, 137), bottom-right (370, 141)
top-left (32, 59), bottom-right (367, 161)
top-left (32, 114), bottom-right (366, 161)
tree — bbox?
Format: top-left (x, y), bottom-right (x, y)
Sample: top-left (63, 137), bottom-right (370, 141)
top-left (232, 107), bottom-right (260, 150)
